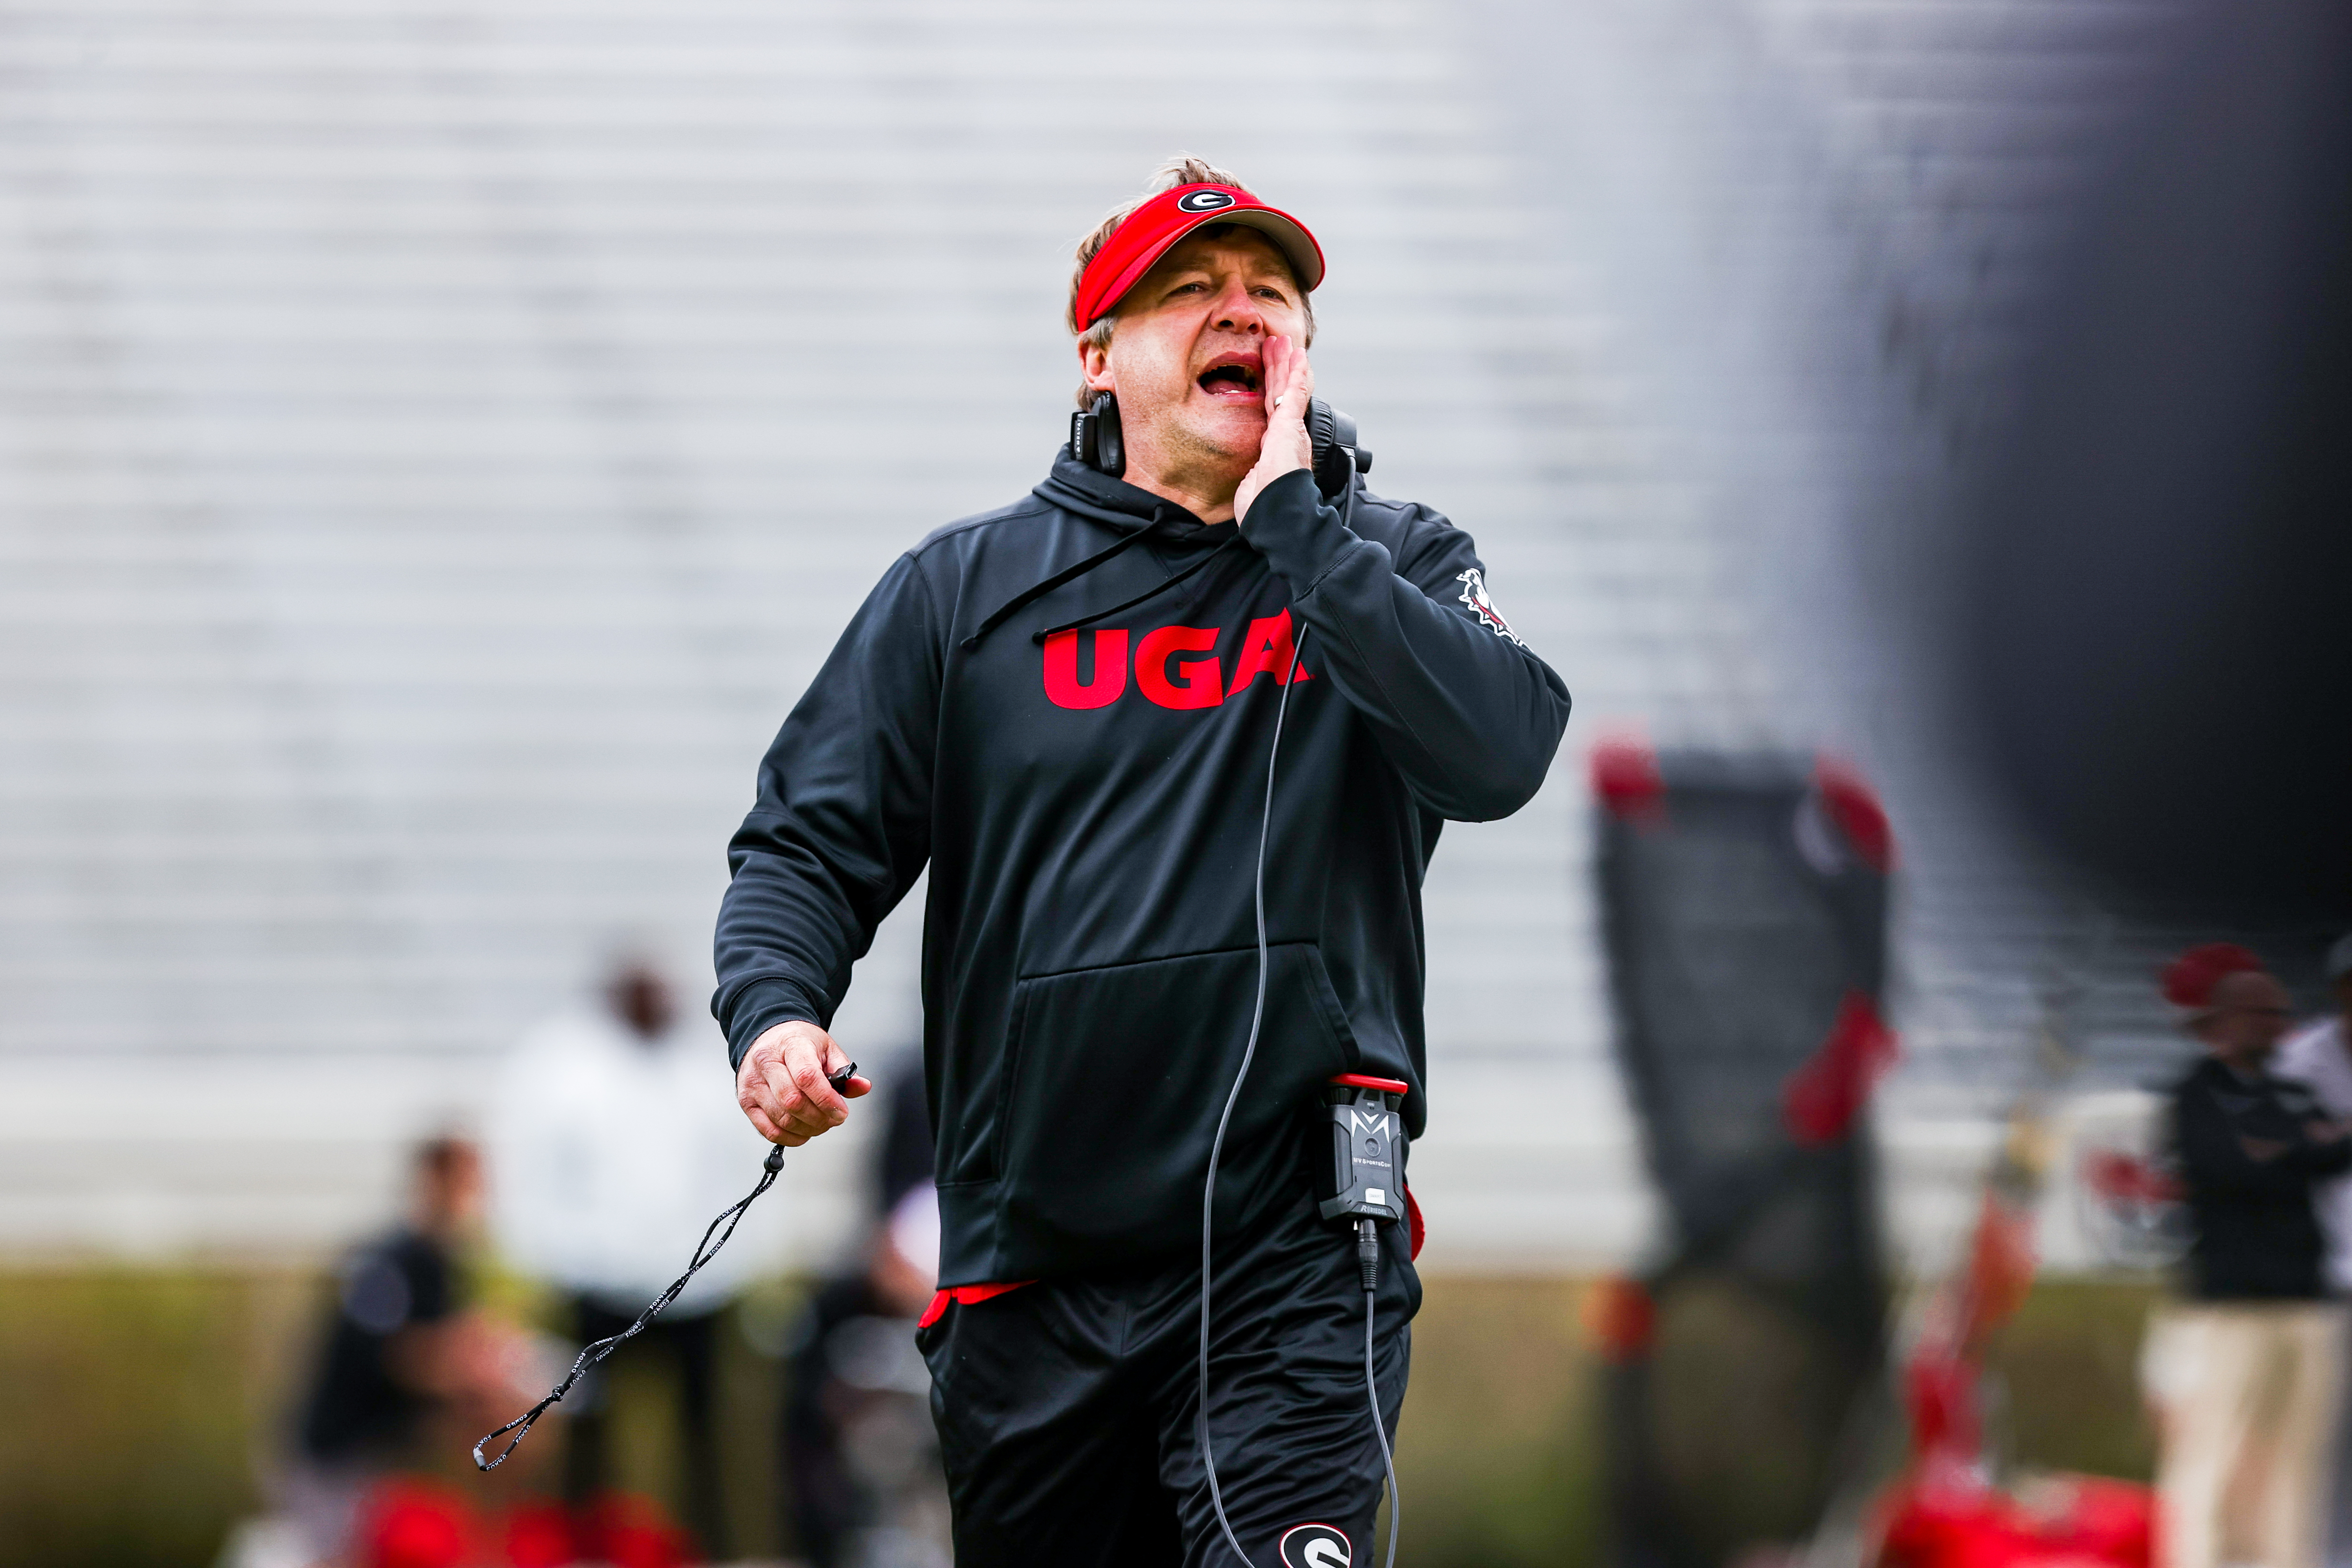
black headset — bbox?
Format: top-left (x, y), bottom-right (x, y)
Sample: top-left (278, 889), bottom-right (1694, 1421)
top-left (1070, 393), bottom-right (1373, 502)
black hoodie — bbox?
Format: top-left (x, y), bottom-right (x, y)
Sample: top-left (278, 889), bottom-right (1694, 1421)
top-left (2171, 1054), bottom-right (2352, 1299)
top-left (714, 453), bottom-right (1572, 1285)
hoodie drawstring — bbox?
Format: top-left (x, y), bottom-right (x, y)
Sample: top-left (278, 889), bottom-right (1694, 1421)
top-left (959, 528), bottom-right (1152, 653)
top-left (1030, 532), bottom-right (1242, 644)
top-left (961, 515), bottom-right (1245, 653)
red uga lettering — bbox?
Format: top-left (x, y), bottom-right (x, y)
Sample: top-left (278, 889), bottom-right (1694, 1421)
top-left (1041, 628), bottom-right (1128, 709)
top-left (1227, 610), bottom-right (1312, 696)
top-left (1135, 625), bottom-right (1223, 709)
top-left (1040, 614), bottom-right (1313, 711)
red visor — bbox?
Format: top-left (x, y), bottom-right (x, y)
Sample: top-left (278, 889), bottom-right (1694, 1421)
top-left (1070, 183), bottom-right (1325, 333)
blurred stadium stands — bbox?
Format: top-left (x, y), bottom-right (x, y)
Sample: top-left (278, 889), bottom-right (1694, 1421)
top-left (0, 0), bottom-right (2280, 1277)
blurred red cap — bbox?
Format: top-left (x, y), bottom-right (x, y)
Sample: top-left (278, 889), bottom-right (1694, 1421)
top-left (2160, 942), bottom-right (2264, 1008)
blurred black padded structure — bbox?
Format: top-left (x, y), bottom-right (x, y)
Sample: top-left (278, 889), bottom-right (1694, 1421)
top-left (1596, 749), bottom-right (1893, 1568)
top-left (1957, 0), bottom-right (2352, 922)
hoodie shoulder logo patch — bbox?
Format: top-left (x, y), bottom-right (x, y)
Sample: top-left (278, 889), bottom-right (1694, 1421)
top-left (1455, 568), bottom-right (1524, 647)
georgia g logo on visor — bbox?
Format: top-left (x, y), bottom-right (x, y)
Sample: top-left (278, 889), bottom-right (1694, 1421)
top-left (1177, 188), bottom-right (1239, 213)
top-left (1279, 1523), bottom-right (1352, 1568)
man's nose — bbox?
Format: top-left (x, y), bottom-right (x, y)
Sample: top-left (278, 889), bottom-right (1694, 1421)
top-left (1210, 279), bottom-right (1265, 334)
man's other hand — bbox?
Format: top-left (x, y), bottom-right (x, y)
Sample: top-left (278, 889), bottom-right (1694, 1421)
top-left (1234, 333), bottom-right (1315, 527)
top-left (736, 1020), bottom-right (870, 1146)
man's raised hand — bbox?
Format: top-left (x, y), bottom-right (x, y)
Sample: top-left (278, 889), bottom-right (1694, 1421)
top-left (736, 1019), bottom-right (870, 1146)
top-left (1234, 332), bottom-right (1315, 528)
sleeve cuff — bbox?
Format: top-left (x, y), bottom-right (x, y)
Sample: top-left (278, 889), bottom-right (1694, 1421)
top-left (723, 979), bottom-right (828, 1072)
top-left (1240, 468), bottom-right (1356, 593)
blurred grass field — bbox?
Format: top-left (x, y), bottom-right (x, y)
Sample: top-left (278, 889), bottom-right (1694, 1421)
top-left (0, 1270), bottom-right (2158, 1568)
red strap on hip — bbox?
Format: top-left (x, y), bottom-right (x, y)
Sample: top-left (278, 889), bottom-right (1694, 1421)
top-left (917, 1279), bottom-right (1034, 1329)
top-left (916, 1190), bottom-right (1429, 1331)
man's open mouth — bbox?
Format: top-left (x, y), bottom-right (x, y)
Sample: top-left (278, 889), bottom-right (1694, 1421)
top-left (1196, 355), bottom-right (1263, 400)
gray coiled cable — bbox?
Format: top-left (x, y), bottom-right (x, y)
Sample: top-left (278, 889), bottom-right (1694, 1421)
top-left (1197, 627), bottom-right (1405, 1566)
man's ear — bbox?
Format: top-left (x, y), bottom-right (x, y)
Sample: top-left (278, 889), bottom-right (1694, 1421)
top-left (1078, 337), bottom-right (1115, 396)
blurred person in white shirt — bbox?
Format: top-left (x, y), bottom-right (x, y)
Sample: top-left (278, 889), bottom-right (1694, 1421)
top-left (2278, 936), bottom-right (2352, 1285)
top-left (2277, 932), bottom-right (2352, 1568)
top-left (489, 956), bottom-right (776, 1560)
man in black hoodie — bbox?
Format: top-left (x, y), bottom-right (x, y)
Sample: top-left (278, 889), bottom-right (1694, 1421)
top-left (2147, 944), bottom-right (2352, 1568)
top-left (715, 156), bottom-right (1573, 1566)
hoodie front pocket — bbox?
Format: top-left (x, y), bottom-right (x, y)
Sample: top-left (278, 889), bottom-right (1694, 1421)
top-left (994, 942), bottom-right (1353, 1269)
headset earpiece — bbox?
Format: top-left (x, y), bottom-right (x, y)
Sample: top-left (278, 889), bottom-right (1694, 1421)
top-left (1070, 392), bottom-right (1125, 479)
top-left (1307, 399), bottom-right (1373, 501)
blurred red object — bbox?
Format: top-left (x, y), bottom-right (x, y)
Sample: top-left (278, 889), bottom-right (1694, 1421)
top-left (1962, 1197), bottom-right (2037, 1353)
top-left (1583, 1275), bottom-right (1658, 1362)
top-left (1783, 991), bottom-right (1899, 1145)
top-left (2029, 1477), bottom-right (2156, 1567)
top-left (354, 1479), bottom-right (487, 1568)
top-left (500, 1499), bottom-right (575, 1568)
top-left (1878, 1193), bottom-right (2152, 1568)
top-left (574, 1491), bottom-right (698, 1568)
top-left (1592, 736), bottom-right (1666, 827)
top-left (353, 1478), bottom-right (697, 1568)
top-left (1815, 758), bottom-right (1896, 873)
top-left (2080, 1151), bottom-right (2183, 1207)
top-left (1904, 1353), bottom-right (1982, 1472)
top-left (1878, 1472), bottom-right (2152, 1568)
top-left (2159, 942), bottom-right (2263, 1009)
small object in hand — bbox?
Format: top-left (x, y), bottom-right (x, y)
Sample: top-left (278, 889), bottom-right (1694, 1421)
top-left (828, 1060), bottom-right (859, 1094)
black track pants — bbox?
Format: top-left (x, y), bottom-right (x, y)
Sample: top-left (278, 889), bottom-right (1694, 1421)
top-left (917, 1194), bottom-right (1417, 1568)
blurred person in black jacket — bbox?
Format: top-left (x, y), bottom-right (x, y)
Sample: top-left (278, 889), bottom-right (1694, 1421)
top-left (2144, 945), bottom-right (2352, 1568)
top-left (282, 1137), bottom-right (487, 1564)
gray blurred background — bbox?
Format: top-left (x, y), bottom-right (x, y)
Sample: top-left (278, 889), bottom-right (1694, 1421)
top-left (1, 0), bottom-right (2221, 1269)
